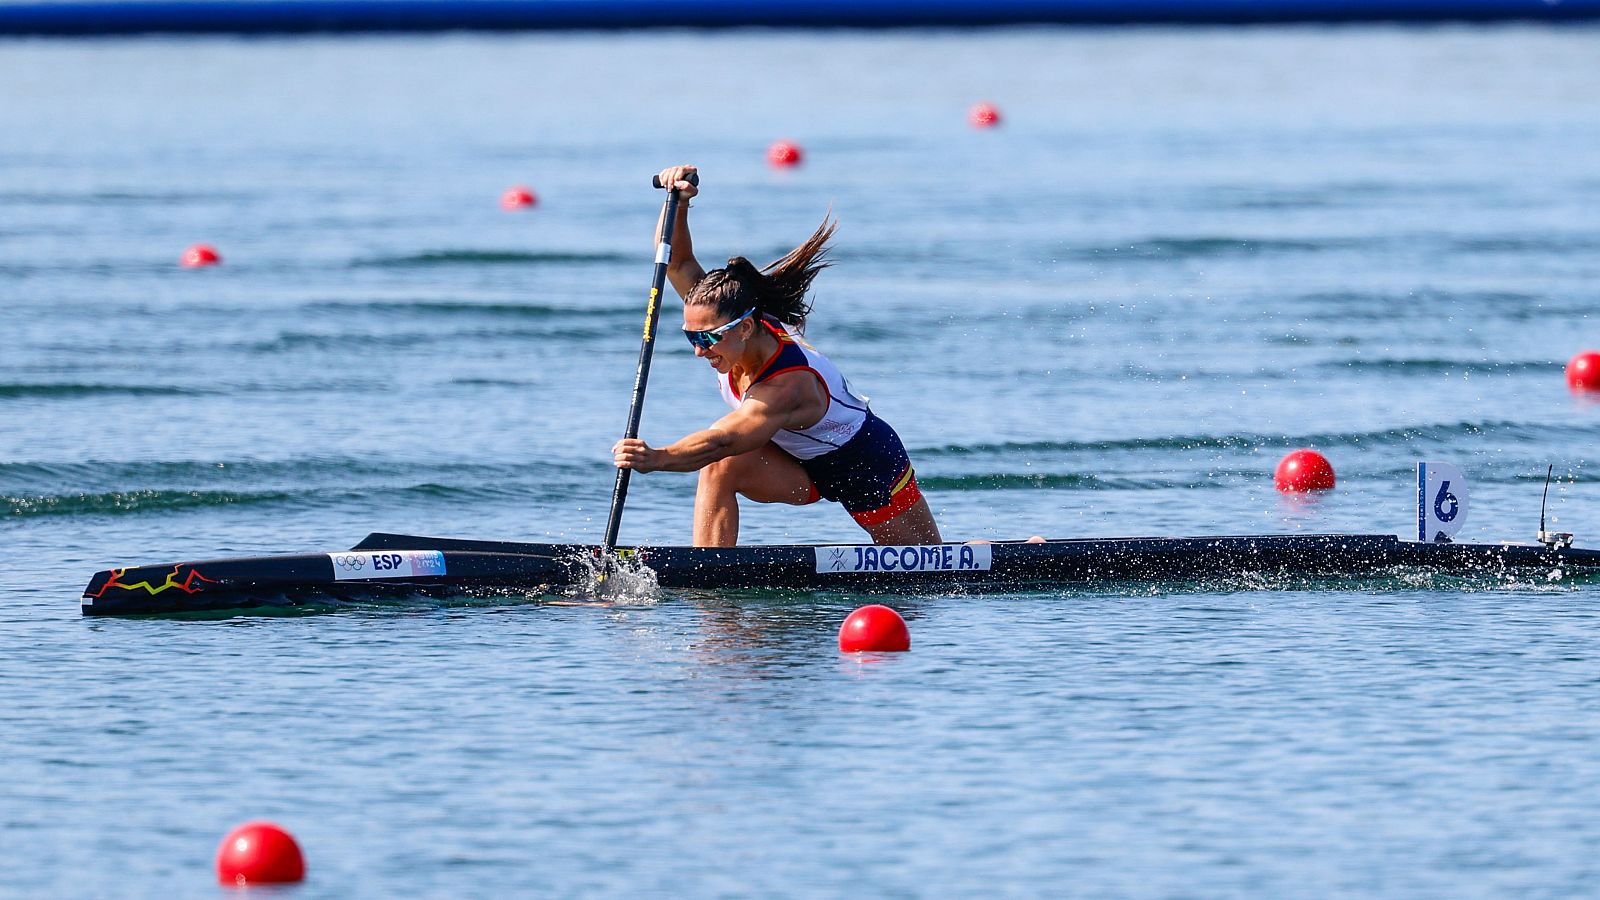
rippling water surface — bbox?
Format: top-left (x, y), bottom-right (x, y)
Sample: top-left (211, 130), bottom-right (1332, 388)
top-left (4, 26), bottom-right (1600, 897)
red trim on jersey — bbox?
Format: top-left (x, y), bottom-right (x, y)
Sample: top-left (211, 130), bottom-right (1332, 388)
top-left (732, 331), bottom-right (793, 397)
top-left (760, 364), bottom-right (830, 400)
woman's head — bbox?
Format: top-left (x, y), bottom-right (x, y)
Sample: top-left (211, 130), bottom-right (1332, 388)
top-left (684, 216), bottom-right (836, 335)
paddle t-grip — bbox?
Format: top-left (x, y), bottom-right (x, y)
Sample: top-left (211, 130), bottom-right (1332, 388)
top-left (651, 171), bottom-right (700, 189)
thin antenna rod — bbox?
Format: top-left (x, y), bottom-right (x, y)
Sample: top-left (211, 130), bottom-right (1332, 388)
top-left (1540, 464), bottom-right (1554, 533)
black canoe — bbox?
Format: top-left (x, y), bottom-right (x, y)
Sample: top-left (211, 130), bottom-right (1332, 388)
top-left (80, 531), bottom-right (1600, 616)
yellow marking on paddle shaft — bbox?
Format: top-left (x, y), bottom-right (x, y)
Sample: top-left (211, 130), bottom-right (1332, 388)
top-left (643, 287), bottom-right (659, 339)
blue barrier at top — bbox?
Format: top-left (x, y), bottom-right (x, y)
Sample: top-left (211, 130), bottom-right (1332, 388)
top-left (1, 0), bottom-right (1597, 34)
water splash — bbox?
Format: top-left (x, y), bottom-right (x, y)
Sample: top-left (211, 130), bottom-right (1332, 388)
top-left (569, 552), bottom-right (661, 606)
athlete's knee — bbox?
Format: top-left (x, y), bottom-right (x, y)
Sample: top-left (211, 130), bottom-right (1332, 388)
top-left (699, 453), bottom-right (750, 492)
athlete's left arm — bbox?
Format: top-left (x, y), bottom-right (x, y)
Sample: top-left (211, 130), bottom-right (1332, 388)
top-left (612, 377), bottom-right (820, 473)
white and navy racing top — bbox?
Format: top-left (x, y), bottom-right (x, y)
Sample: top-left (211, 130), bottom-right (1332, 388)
top-left (716, 318), bottom-right (870, 461)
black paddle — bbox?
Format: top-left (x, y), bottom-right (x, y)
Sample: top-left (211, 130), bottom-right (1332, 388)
top-left (601, 170), bottom-right (698, 555)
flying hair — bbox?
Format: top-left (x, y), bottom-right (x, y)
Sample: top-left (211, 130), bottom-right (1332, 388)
top-left (686, 216), bottom-right (837, 334)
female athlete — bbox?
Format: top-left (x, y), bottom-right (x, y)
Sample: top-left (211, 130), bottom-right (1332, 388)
top-left (611, 164), bottom-right (942, 548)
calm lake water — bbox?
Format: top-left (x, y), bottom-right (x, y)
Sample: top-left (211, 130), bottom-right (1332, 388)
top-left (3, 24), bottom-right (1599, 897)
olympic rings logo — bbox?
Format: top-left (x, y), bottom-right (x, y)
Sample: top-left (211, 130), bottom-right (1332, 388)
top-left (332, 554), bottom-right (368, 571)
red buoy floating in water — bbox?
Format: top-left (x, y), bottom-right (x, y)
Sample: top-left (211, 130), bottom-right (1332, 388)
top-left (1567, 350), bottom-right (1600, 392)
top-left (500, 185), bottom-right (537, 210)
top-left (839, 604), bottom-right (910, 652)
top-left (767, 140), bottom-right (803, 168)
top-left (181, 244), bottom-right (221, 267)
top-left (215, 821), bottom-right (305, 886)
top-left (1275, 449), bottom-right (1336, 493)
top-left (969, 102), bottom-right (1002, 129)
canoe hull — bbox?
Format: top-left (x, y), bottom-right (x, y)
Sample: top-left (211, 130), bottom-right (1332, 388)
top-left (80, 532), bottom-right (1600, 616)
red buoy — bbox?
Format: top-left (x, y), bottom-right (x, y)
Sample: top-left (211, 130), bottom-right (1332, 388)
top-left (969, 102), bottom-right (1001, 129)
top-left (1274, 449), bottom-right (1336, 493)
top-left (767, 140), bottom-right (803, 168)
top-left (181, 244), bottom-right (221, 267)
top-left (216, 821), bottom-right (305, 886)
top-left (500, 186), bottom-right (537, 210)
top-left (839, 604), bottom-right (910, 652)
top-left (1567, 350), bottom-right (1600, 392)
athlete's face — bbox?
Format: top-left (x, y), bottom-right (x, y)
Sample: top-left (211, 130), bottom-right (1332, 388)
top-left (682, 305), bottom-right (754, 374)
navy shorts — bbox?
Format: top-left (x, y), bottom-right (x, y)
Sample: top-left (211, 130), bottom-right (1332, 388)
top-left (798, 413), bottom-right (923, 526)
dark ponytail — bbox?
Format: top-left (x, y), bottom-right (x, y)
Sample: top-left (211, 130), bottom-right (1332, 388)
top-left (687, 216), bottom-right (836, 334)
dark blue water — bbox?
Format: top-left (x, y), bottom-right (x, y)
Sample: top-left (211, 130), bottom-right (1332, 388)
top-left (4, 26), bottom-right (1600, 896)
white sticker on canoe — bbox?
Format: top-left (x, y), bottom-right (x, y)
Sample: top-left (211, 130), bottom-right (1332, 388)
top-left (814, 544), bottom-right (991, 574)
top-left (1417, 461), bottom-right (1469, 543)
top-left (328, 551), bottom-right (447, 581)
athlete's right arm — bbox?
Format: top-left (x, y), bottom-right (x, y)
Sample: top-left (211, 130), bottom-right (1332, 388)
top-left (611, 376), bottom-right (822, 474)
top-left (653, 164), bottom-right (705, 299)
